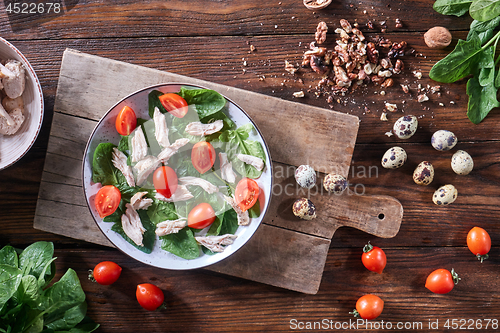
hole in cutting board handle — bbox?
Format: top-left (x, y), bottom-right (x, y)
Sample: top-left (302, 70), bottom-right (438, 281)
top-left (378, 213), bottom-right (385, 220)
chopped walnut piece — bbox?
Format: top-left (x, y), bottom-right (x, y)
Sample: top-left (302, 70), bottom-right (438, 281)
top-left (293, 91), bottom-right (305, 98)
top-left (340, 19), bottom-right (352, 33)
top-left (385, 131), bottom-right (393, 137)
top-left (417, 93), bottom-right (429, 102)
top-left (401, 84), bottom-right (409, 93)
top-left (385, 102), bottom-right (397, 112)
top-left (381, 78), bottom-right (394, 88)
top-left (380, 112), bottom-right (388, 121)
top-left (395, 18), bottom-right (403, 28)
top-left (315, 21), bottom-right (328, 44)
top-left (367, 42), bottom-right (379, 64)
top-left (413, 71), bottom-right (423, 79)
top-left (284, 60), bottom-right (298, 74)
top-left (431, 86), bottom-right (441, 93)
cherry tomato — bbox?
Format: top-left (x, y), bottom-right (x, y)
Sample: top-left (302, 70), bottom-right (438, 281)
top-left (187, 203), bottom-right (216, 229)
top-left (95, 185), bottom-right (121, 218)
top-left (467, 227), bottom-right (491, 263)
top-left (352, 294), bottom-right (384, 320)
top-left (91, 261), bottom-right (122, 285)
top-left (115, 105), bottom-right (137, 136)
top-left (159, 93), bottom-right (188, 118)
top-left (235, 178), bottom-right (260, 212)
top-left (425, 268), bottom-right (460, 294)
top-left (191, 141), bottom-right (216, 174)
top-left (136, 283), bottom-right (165, 311)
top-left (153, 166), bottom-right (178, 198)
top-left (361, 242), bottom-right (387, 274)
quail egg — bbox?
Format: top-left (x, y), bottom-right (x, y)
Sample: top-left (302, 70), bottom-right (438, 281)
top-left (292, 198), bottom-right (317, 220)
top-left (393, 115), bottom-right (418, 139)
top-left (323, 173), bottom-right (348, 194)
top-left (413, 161), bottom-right (434, 185)
top-left (295, 165), bottom-right (316, 189)
top-left (381, 146), bottom-right (407, 169)
top-left (451, 150), bottom-right (473, 175)
top-left (432, 184), bottom-right (458, 206)
top-left (431, 130), bottom-right (457, 151)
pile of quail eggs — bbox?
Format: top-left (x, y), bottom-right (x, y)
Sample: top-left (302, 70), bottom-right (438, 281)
top-left (382, 115), bottom-right (473, 206)
top-left (291, 164), bottom-right (348, 220)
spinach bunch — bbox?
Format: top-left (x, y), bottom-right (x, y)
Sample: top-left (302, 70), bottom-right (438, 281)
top-left (430, 0), bottom-right (500, 123)
top-left (0, 242), bottom-right (99, 333)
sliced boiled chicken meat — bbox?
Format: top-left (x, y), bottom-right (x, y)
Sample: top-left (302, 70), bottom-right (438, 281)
top-left (179, 176), bottom-right (219, 194)
top-left (134, 155), bottom-right (160, 186)
top-left (131, 128), bottom-right (148, 163)
top-left (195, 234), bottom-right (238, 253)
top-left (157, 138), bottom-right (189, 164)
top-left (185, 120), bottom-right (223, 136)
top-left (237, 153), bottom-right (264, 171)
top-left (155, 185), bottom-right (194, 202)
top-left (155, 218), bottom-right (187, 236)
top-left (153, 107), bottom-right (170, 148)
top-left (112, 148), bottom-right (136, 187)
top-left (219, 152), bottom-right (236, 183)
top-left (121, 203), bottom-right (146, 246)
top-left (130, 191), bottom-right (153, 211)
top-left (222, 194), bottom-right (250, 226)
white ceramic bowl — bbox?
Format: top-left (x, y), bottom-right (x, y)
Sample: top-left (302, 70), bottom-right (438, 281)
top-left (82, 83), bottom-right (273, 269)
top-left (0, 37), bottom-right (44, 170)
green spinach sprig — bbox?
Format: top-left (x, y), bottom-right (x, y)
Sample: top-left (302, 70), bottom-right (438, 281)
top-left (430, 0), bottom-right (500, 123)
top-left (0, 242), bottom-right (99, 333)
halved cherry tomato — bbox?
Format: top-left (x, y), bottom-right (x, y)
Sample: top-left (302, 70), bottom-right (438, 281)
top-left (159, 93), bottom-right (189, 118)
top-left (467, 227), bottom-right (491, 263)
top-left (115, 105), bottom-right (137, 136)
top-left (235, 178), bottom-right (260, 212)
top-left (361, 242), bottom-right (387, 274)
top-left (90, 261), bottom-right (122, 285)
top-left (95, 185), bottom-right (121, 218)
top-left (425, 268), bottom-right (460, 294)
top-left (187, 203), bottom-right (216, 229)
top-left (153, 166), bottom-right (178, 198)
top-left (191, 141), bottom-right (216, 174)
top-left (352, 294), bottom-right (384, 320)
top-left (136, 283), bottom-right (165, 311)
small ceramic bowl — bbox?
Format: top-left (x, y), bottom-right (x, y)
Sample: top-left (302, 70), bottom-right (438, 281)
top-left (0, 37), bottom-right (44, 170)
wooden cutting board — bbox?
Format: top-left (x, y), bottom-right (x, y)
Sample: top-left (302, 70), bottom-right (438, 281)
top-left (34, 49), bottom-right (403, 294)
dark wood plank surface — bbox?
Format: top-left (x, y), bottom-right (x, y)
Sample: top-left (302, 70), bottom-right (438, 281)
top-left (1, 0), bottom-right (499, 331)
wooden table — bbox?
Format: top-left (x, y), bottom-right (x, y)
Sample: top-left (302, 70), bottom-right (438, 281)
top-left (1, 0), bottom-right (499, 331)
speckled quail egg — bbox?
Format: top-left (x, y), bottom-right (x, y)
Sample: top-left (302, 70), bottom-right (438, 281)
top-left (295, 165), bottom-right (316, 189)
top-left (393, 115), bottom-right (418, 139)
top-left (451, 150), bottom-right (473, 175)
top-left (381, 146), bottom-right (407, 169)
top-left (323, 173), bottom-right (348, 194)
top-left (413, 161), bottom-right (434, 185)
top-left (292, 198), bottom-right (317, 220)
top-left (432, 184), bottom-right (458, 206)
top-left (431, 130), bottom-right (458, 151)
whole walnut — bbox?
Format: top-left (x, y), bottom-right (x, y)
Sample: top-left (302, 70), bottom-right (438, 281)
top-left (424, 27), bottom-right (452, 49)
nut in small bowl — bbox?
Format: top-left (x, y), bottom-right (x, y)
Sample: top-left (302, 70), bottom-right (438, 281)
top-left (303, 0), bottom-right (332, 10)
top-left (0, 37), bottom-right (44, 170)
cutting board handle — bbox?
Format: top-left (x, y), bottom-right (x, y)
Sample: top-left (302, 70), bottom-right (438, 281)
top-left (328, 194), bottom-right (403, 238)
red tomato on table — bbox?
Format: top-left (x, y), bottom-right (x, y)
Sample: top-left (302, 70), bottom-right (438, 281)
top-left (153, 166), bottom-right (178, 198)
top-left (188, 203), bottom-right (216, 229)
top-left (115, 105), bottom-right (137, 136)
top-left (467, 227), bottom-right (491, 262)
top-left (91, 261), bottom-right (122, 285)
top-left (235, 178), bottom-right (260, 212)
top-left (361, 242), bottom-right (387, 274)
top-left (191, 141), bottom-right (216, 174)
top-left (425, 268), bottom-right (460, 294)
top-left (159, 93), bottom-right (188, 118)
top-left (136, 283), bottom-right (165, 311)
top-left (352, 294), bottom-right (384, 320)
top-left (94, 185), bottom-right (121, 218)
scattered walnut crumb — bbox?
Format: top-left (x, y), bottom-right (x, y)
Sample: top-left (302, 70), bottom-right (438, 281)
top-left (249, 44), bottom-right (256, 52)
top-left (380, 112), bottom-right (388, 121)
top-left (385, 131), bottom-right (393, 137)
top-left (385, 103), bottom-right (397, 112)
top-left (439, 103), bottom-right (444, 107)
top-left (417, 94), bottom-right (429, 102)
top-left (431, 86), bottom-right (441, 93)
top-left (395, 18), bottom-right (403, 28)
top-left (284, 60), bottom-right (298, 74)
top-left (293, 91), bottom-right (305, 98)
top-left (380, 91), bottom-right (386, 96)
top-left (401, 84), bottom-right (409, 93)
top-left (413, 71), bottom-right (423, 79)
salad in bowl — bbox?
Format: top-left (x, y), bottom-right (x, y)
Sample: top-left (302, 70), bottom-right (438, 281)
top-left (82, 84), bottom-right (272, 269)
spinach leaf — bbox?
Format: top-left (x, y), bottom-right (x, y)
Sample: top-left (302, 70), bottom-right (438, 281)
top-left (467, 74), bottom-right (500, 123)
top-left (111, 210), bottom-right (156, 254)
top-left (470, 0), bottom-right (500, 21)
top-left (70, 315), bottom-right (100, 333)
top-left (148, 90), bottom-right (167, 118)
top-left (117, 135), bottom-right (129, 152)
top-left (219, 123), bottom-right (266, 179)
top-left (478, 46), bottom-right (495, 86)
top-left (469, 16), bottom-right (500, 33)
top-left (178, 86), bottom-right (226, 119)
top-left (18, 241), bottom-right (54, 281)
top-left (160, 227), bottom-right (200, 259)
top-left (13, 275), bottom-right (40, 308)
top-left (92, 143), bottom-right (119, 185)
top-left (0, 245), bottom-right (18, 267)
top-left (495, 66), bottom-right (500, 88)
top-left (45, 302), bottom-right (87, 331)
top-left (147, 199), bottom-right (178, 224)
top-left (0, 265), bottom-right (22, 312)
top-left (433, 0), bottom-right (472, 16)
top-left (429, 33), bottom-right (483, 83)
top-left (207, 208), bottom-right (239, 237)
